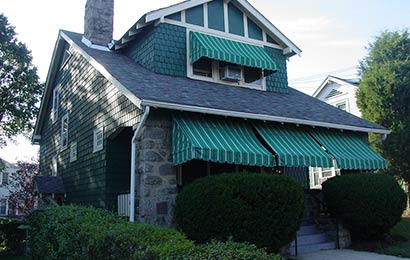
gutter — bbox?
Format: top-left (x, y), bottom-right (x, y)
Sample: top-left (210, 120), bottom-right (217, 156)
top-left (130, 106), bottom-right (150, 222)
top-left (141, 99), bottom-right (390, 135)
top-left (369, 133), bottom-right (388, 146)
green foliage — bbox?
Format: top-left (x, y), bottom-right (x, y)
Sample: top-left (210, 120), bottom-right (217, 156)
top-left (27, 205), bottom-right (192, 260)
top-left (174, 240), bottom-right (283, 260)
top-left (0, 219), bottom-right (25, 256)
top-left (175, 173), bottom-right (304, 252)
top-left (357, 30), bottom-right (410, 186)
top-left (0, 13), bottom-right (43, 146)
top-left (323, 173), bottom-right (407, 239)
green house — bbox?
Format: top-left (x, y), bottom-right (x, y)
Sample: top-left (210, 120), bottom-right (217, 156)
top-left (33, 0), bottom-right (388, 229)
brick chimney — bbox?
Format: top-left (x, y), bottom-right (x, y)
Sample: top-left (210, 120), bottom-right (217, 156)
top-left (84, 0), bottom-right (114, 47)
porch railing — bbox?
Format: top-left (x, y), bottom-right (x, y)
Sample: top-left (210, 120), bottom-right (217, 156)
top-left (117, 193), bottom-right (130, 217)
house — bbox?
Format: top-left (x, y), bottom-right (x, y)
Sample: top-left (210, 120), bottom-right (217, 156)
top-left (33, 0), bottom-right (388, 229)
top-left (0, 159), bottom-right (18, 217)
top-left (313, 75), bottom-right (361, 117)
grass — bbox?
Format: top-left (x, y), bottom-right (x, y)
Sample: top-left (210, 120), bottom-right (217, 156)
top-left (378, 218), bottom-right (410, 258)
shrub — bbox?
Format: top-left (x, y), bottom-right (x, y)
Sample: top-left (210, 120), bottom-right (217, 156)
top-left (28, 205), bottom-right (193, 260)
top-left (322, 173), bottom-right (407, 239)
top-left (177, 240), bottom-right (284, 260)
top-left (0, 219), bottom-right (25, 256)
top-left (175, 173), bottom-right (304, 252)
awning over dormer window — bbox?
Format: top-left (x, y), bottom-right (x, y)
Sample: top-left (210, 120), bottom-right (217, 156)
top-left (189, 31), bottom-right (277, 71)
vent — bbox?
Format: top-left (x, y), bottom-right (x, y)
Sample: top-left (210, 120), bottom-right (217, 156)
top-left (326, 89), bottom-right (343, 99)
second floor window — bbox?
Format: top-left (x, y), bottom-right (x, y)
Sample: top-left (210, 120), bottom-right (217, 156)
top-left (93, 127), bottom-right (104, 153)
top-left (61, 114), bottom-right (69, 150)
top-left (70, 142), bottom-right (78, 162)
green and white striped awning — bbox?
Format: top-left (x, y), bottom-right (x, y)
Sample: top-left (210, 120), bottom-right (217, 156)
top-left (190, 31), bottom-right (277, 71)
top-left (172, 115), bottom-right (276, 167)
top-left (310, 129), bottom-right (387, 170)
top-left (254, 123), bottom-right (334, 168)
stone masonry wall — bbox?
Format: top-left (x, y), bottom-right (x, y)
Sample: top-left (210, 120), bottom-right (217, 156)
top-left (136, 110), bottom-right (177, 226)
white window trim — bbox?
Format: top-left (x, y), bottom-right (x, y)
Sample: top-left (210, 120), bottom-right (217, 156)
top-left (332, 99), bottom-right (350, 112)
top-left (0, 198), bottom-right (8, 216)
top-left (70, 141), bottom-right (78, 162)
top-left (186, 30), bottom-right (267, 91)
top-left (61, 114), bottom-right (69, 151)
top-left (93, 127), bottom-right (104, 153)
top-left (60, 48), bottom-right (72, 71)
top-left (309, 166), bottom-right (340, 189)
top-left (0, 171), bottom-right (9, 186)
top-left (51, 86), bottom-right (59, 123)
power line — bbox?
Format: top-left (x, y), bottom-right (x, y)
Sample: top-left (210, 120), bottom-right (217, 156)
top-left (289, 66), bottom-right (358, 83)
top-left (290, 73), bottom-right (359, 85)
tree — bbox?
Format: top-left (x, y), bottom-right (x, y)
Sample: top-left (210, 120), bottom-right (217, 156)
top-left (0, 13), bottom-right (43, 147)
top-left (8, 161), bottom-right (39, 216)
top-left (357, 30), bottom-right (410, 209)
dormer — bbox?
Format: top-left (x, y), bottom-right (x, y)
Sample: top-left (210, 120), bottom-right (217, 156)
top-left (113, 0), bottom-right (301, 94)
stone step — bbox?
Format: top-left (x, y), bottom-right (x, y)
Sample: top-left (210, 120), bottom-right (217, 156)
top-left (290, 233), bottom-right (327, 246)
top-left (297, 224), bottom-right (320, 236)
top-left (289, 241), bottom-right (337, 255)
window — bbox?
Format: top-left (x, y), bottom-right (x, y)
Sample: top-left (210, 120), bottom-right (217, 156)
top-left (309, 166), bottom-right (340, 189)
top-left (70, 142), bottom-right (78, 162)
top-left (336, 102), bottom-right (347, 111)
top-left (1, 172), bottom-right (9, 185)
top-left (0, 199), bottom-right (7, 215)
top-left (243, 67), bottom-right (262, 86)
top-left (59, 44), bottom-right (72, 70)
top-left (51, 87), bottom-right (59, 123)
top-left (193, 57), bottom-right (213, 77)
top-left (93, 128), bottom-right (104, 153)
top-left (51, 156), bottom-right (58, 176)
top-left (61, 114), bottom-right (69, 150)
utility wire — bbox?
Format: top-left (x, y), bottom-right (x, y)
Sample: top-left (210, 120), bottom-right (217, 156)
top-left (289, 66), bottom-right (358, 83)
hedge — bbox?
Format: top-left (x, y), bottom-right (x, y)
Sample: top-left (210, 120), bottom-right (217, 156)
top-left (323, 173), bottom-right (407, 239)
top-left (28, 205), bottom-right (192, 260)
top-left (175, 173), bottom-right (304, 252)
top-left (0, 219), bottom-right (26, 256)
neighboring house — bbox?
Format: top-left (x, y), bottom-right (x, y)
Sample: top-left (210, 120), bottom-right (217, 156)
top-left (313, 75), bottom-right (361, 117)
top-left (0, 159), bottom-right (18, 216)
top-left (33, 0), bottom-right (388, 228)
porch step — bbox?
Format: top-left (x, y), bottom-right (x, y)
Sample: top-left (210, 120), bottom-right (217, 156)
top-left (290, 233), bottom-right (327, 246)
top-left (297, 224), bottom-right (320, 236)
top-left (290, 241), bottom-right (336, 255)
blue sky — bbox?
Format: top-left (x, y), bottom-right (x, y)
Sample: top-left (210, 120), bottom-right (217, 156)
top-left (0, 0), bottom-right (409, 162)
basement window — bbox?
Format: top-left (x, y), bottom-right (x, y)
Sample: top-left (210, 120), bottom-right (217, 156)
top-left (93, 127), bottom-right (104, 153)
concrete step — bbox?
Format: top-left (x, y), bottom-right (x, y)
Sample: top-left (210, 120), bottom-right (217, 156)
top-left (297, 224), bottom-right (320, 236)
top-left (290, 233), bottom-right (327, 246)
top-left (289, 241), bottom-right (336, 255)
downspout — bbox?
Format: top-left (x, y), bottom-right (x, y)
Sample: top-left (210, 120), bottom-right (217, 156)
top-left (130, 106), bottom-right (150, 222)
top-left (369, 133), bottom-right (388, 146)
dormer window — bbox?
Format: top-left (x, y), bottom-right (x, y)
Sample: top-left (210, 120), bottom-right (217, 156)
top-left (188, 31), bottom-right (276, 90)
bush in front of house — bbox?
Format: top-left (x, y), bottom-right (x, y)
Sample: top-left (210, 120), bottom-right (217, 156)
top-left (175, 173), bottom-right (304, 252)
top-left (0, 218), bottom-right (26, 256)
top-left (322, 173), bottom-right (407, 239)
top-left (175, 240), bottom-right (284, 260)
top-left (28, 205), bottom-right (193, 260)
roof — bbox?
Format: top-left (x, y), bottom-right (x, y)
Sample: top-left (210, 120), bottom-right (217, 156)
top-left (68, 31), bottom-right (387, 132)
top-left (313, 75), bottom-right (359, 98)
top-left (113, 0), bottom-right (302, 56)
top-left (34, 176), bottom-right (65, 194)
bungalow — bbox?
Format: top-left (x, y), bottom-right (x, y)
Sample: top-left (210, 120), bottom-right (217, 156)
top-left (33, 0), bottom-right (388, 231)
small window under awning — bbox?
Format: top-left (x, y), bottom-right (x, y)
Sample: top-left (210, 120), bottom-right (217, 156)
top-left (189, 31), bottom-right (277, 72)
top-left (310, 129), bottom-right (387, 170)
top-left (254, 123), bottom-right (334, 168)
top-left (172, 114), bottom-right (276, 167)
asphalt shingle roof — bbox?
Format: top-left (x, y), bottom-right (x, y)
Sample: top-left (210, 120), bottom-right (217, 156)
top-left (34, 176), bottom-right (65, 194)
top-left (63, 30), bottom-right (386, 131)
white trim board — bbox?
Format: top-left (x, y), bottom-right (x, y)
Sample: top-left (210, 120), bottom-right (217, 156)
top-left (313, 75), bottom-right (358, 98)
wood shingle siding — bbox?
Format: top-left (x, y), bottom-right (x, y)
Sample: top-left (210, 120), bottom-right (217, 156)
top-left (39, 48), bottom-right (141, 209)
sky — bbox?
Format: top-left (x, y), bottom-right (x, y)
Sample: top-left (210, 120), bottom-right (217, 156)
top-left (0, 0), bottom-right (409, 163)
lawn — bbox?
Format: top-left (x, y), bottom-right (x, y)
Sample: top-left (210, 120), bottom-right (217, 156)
top-left (378, 218), bottom-right (410, 258)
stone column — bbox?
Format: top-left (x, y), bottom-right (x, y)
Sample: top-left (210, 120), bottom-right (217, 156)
top-left (136, 112), bottom-right (177, 226)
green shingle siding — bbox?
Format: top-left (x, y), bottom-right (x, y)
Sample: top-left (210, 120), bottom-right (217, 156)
top-left (39, 49), bottom-right (141, 210)
top-left (264, 46), bottom-right (288, 93)
top-left (186, 5), bottom-right (204, 26)
top-left (208, 0), bottom-right (225, 32)
top-left (125, 23), bottom-right (187, 77)
top-left (247, 18), bottom-right (263, 41)
top-left (228, 3), bottom-right (244, 36)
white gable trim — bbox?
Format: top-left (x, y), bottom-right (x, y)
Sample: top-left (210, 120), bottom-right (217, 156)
top-left (144, 0), bottom-right (301, 56)
top-left (313, 75), bottom-right (358, 98)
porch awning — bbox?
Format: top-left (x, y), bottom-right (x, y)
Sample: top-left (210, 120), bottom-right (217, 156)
top-left (189, 31), bottom-right (277, 71)
top-left (172, 115), bottom-right (276, 167)
top-left (254, 123), bottom-right (334, 168)
top-left (310, 129), bottom-right (387, 170)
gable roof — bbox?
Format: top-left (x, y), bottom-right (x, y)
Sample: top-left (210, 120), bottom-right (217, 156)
top-left (112, 0), bottom-right (301, 56)
top-left (313, 75), bottom-right (359, 98)
top-left (33, 30), bottom-right (388, 141)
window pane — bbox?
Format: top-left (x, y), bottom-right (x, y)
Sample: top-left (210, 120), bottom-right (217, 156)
top-left (193, 57), bottom-right (212, 77)
top-left (2, 172), bottom-right (8, 185)
top-left (244, 67), bottom-right (262, 86)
